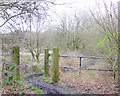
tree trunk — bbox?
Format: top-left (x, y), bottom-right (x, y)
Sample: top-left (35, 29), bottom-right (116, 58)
top-left (30, 49), bottom-right (35, 61)
top-left (36, 53), bottom-right (40, 62)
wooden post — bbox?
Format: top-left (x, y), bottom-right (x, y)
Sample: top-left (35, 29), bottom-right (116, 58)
top-left (52, 48), bottom-right (59, 83)
top-left (44, 48), bottom-right (49, 77)
top-left (11, 46), bottom-right (20, 80)
top-left (118, 1), bottom-right (120, 93)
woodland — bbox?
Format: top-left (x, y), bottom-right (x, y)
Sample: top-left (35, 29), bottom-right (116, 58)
top-left (0, 0), bottom-right (120, 95)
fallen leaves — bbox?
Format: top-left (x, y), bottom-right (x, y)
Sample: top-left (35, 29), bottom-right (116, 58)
top-left (59, 70), bottom-right (118, 94)
top-left (1, 82), bottom-right (39, 94)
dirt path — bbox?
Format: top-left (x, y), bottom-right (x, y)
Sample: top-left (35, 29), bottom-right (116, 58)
top-left (26, 73), bottom-right (76, 94)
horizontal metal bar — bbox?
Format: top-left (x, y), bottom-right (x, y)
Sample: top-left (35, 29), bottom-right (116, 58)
top-left (59, 55), bottom-right (81, 58)
top-left (59, 55), bottom-right (117, 60)
top-left (81, 56), bottom-right (110, 59)
top-left (61, 66), bottom-right (76, 69)
top-left (60, 66), bottom-right (117, 71)
top-left (79, 68), bottom-right (115, 71)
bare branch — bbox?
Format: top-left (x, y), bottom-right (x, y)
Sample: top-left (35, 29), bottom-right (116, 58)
top-left (0, 12), bottom-right (25, 28)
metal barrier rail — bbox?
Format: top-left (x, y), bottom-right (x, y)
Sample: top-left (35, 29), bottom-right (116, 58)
top-left (59, 54), bottom-right (117, 79)
top-left (60, 66), bottom-right (117, 71)
top-left (59, 55), bottom-right (117, 71)
top-left (59, 55), bottom-right (116, 60)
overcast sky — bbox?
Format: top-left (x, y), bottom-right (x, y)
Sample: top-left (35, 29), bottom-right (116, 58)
top-left (48, 0), bottom-right (120, 26)
top-left (52, 0), bottom-right (119, 14)
top-left (0, 0), bottom-right (120, 33)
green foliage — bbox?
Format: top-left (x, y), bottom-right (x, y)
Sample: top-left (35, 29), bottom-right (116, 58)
top-left (10, 65), bottom-right (15, 71)
top-left (4, 72), bottom-right (8, 76)
top-left (43, 76), bottom-right (47, 81)
top-left (26, 62), bottom-right (29, 64)
top-left (2, 80), bottom-right (11, 86)
top-left (97, 32), bottom-right (117, 58)
top-left (28, 83), bottom-right (32, 89)
top-left (13, 86), bottom-right (17, 88)
top-left (22, 92), bottom-right (25, 95)
top-left (42, 76), bottom-right (52, 83)
top-left (59, 84), bottom-right (66, 88)
top-left (28, 14), bottom-right (31, 18)
top-left (15, 80), bottom-right (21, 86)
top-left (2, 64), bottom-right (22, 87)
top-left (8, 74), bottom-right (14, 81)
top-left (18, 88), bottom-right (24, 91)
top-left (32, 87), bottom-right (44, 94)
top-left (2, 64), bottom-right (15, 86)
top-left (97, 36), bottom-right (108, 47)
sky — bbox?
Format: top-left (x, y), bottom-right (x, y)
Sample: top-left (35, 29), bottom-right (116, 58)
top-left (0, 0), bottom-right (120, 33)
top-left (47, 0), bottom-right (120, 26)
top-left (52, 0), bottom-right (120, 14)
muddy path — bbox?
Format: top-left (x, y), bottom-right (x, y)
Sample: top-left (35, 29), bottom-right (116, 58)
top-left (25, 60), bottom-right (96, 94)
top-left (26, 73), bottom-right (77, 94)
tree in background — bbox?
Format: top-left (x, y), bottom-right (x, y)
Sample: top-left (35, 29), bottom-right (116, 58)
top-left (52, 11), bottom-right (102, 56)
top-left (54, 12), bottom-right (87, 51)
top-left (0, 1), bottom-right (72, 62)
top-left (90, 1), bottom-right (119, 89)
top-left (90, 1), bottom-right (118, 58)
top-left (20, 12), bottom-right (48, 62)
top-left (0, 1), bottom-right (51, 62)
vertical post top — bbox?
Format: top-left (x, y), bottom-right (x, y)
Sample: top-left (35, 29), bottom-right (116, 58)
top-left (53, 48), bottom-right (59, 49)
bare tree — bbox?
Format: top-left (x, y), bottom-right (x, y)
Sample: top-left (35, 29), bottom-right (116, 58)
top-left (55, 11), bottom-right (93, 51)
top-left (90, 1), bottom-right (118, 58)
top-left (90, 1), bottom-right (119, 91)
top-left (21, 15), bottom-right (48, 62)
top-left (0, 1), bottom-right (53, 62)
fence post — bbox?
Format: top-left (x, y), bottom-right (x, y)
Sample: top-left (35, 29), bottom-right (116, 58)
top-left (11, 46), bottom-right (20, 80)
top-left (79, 57), bottom-right (82, 74)
top-left (52, 48), bottom-right (59, 83)
top-left (44, 48), bottom-right (49, 77)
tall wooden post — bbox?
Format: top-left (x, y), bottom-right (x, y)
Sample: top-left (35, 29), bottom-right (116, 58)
top-left (11, 46), bottom-right (20, 80)
top-left (118, 1), bottom-right (120, 93)
top-left (52, 48), bottom-right (59, 83)
top-left (44, 48), bottom-right (49, 77)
